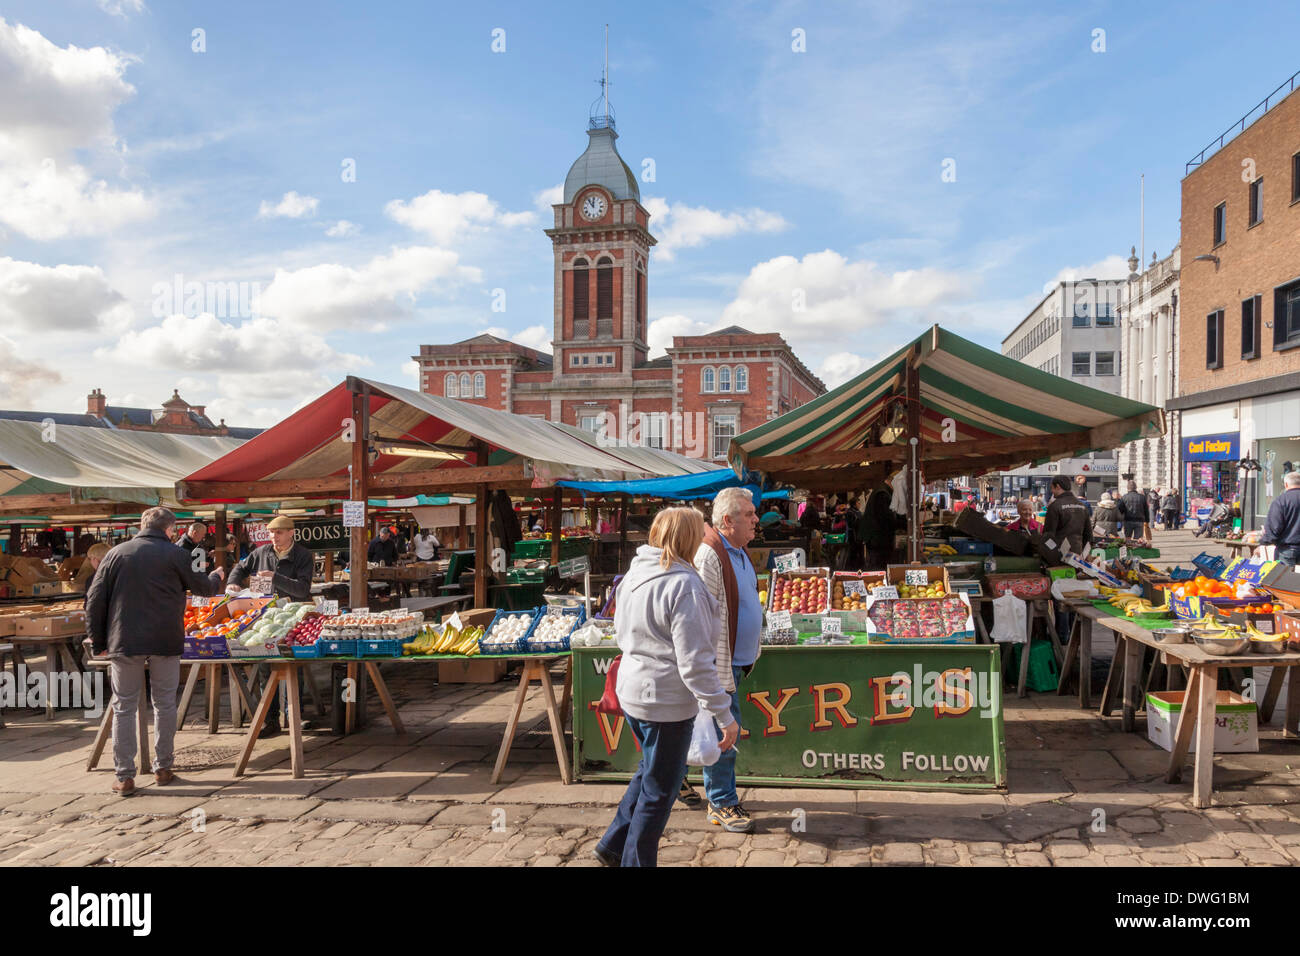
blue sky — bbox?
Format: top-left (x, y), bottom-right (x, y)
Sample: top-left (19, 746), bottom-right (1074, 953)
top-left (1, 0), bottom-right (1296, 425)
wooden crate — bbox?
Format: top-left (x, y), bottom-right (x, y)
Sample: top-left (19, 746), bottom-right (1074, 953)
top-left (437, 658), bottom-right (509, 684)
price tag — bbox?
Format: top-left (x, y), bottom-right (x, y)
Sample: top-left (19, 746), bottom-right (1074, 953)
top-left (843, 579), bottom-right (868, 597)
top-left (353, 606), bottom-right (369, 616)
top-left (767, 609), bottom-right (792, 631)
top-left (821, 615), bottom-right (843, 635)
top-left (904, 569), bottom-right (930, 586)
top-left (342, 500), bottom-right (366, 528)
top-left (446, 611), bottom-right (462, 632)
top-left (1119, 545), bottom-right (1129, 560)
top-left (870, 584), bottom-right (899, 600)
top-left (189, 595), bottom-right (207, 607)
top-left (314, 598), bottom-right (339, 616)
top-left (558, 556), bottom-right (590, 577)
top-left (251, 575), bottom-right (273, 596)
top-left (774, 552), bottom-right (802, 572)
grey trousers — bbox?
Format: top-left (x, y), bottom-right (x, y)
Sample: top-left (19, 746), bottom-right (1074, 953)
top-left (109, 655), bottom-right (181, 781)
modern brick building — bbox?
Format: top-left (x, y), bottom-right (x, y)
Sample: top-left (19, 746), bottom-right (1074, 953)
top-left (1168, 71), bottom-right (1300, 528)
top-left (413, 108), bottom-right (824, 461)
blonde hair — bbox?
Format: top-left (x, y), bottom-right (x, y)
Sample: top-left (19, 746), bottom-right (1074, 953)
top-left (87, 543), bottom-right (110, 560)
top-left (648, 506), bottom-right (706, 570)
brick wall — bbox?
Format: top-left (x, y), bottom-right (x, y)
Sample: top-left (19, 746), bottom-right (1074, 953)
top-left (1180, 87), bottom-right (1300, 395)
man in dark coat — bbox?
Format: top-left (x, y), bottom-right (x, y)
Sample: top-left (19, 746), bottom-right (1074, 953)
top-left (1262, 472), bottom-right (1300, 566)
top-left (176, 520), bottom-right (210, 572)
top-left (86, 507), bottom-right (225, 796)
top-left (366, 526), bottom-right (399, 566)
top-left (1117, 480), bottom-right (1149, 540)
top-left (226, 514), bottom-right (315, 736)
top-left (1043, 476), bottom-right (1092, 557)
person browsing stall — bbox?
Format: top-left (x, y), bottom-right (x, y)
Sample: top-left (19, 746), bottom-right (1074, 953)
top-left (412, 527), bottom-right (440, 561)
top-left (1262, 471), bottom-right (1300, 566)
top-left (1043, 476), bottom-right (1092, 556)
top-left (366, 525), bottom-right (399, 566)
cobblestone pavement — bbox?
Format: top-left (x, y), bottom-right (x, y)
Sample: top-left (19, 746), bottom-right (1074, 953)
top-left (5, 532), bottom-right (1293, 868)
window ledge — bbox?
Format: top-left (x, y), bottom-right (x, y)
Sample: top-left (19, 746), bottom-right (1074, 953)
top-left (1248, 219), bottom-right (1264, 231)
top-left (1276, 338), bottom-right (1300, 353)
top-left (1290, 196), bottom-right (1300, 208)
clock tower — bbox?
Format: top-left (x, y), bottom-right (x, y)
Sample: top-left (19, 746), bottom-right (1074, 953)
top-left (544, 99), bottom-right (655, 383)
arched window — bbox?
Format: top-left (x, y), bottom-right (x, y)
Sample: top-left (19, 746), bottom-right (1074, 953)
top-left (701, 366), bottom-right (715, 393)
top-left (735, 366), bottom-right (748, 392)
top-left (718, 366), bottom-right (731, 392)
top-left (596, 256), bottom-right (613, 330)
top-left (572, 258), bottom-right (589, 335)
top-left (473, 372), bottom-right (485, 398)
top-left (459, 373), bottom-right (471, 397)
top-left (445, 373), bottom-right (459, 398)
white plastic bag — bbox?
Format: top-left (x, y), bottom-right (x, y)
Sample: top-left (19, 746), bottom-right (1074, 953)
top-left (990, 592), bottom-right (1027, 644)
top-left (686, 710), bottom-right (722, 767)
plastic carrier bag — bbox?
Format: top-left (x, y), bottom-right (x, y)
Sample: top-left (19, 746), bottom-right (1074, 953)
top-left (686, 710), bottom-right (722, 767)
top-left (990, 591), bottom-right (1028, 644)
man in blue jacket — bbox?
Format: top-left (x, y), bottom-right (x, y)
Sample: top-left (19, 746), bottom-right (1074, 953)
top-left (1262, 472), bottom-right (1300, 566)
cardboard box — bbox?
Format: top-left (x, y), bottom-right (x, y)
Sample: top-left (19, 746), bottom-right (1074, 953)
top-left (886, 563), bottom-right (951, 592)
top-left (863, 592), bottom-right (976, 645)
top-left (15, 612), bottom-right (86, 637)
top-left (437, 657), bottom-right (509, 683)
top-left (1146, 691), bottom-right (1258, 753)
top-left (984, 573), bottom-right (1050, 600)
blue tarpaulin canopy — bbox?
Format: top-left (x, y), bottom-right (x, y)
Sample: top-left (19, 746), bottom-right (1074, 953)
top-left (556, 467), bottom-right (788, 502)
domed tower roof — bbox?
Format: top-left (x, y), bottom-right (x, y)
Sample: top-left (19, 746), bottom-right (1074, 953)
top-left (563, 125), bottom-right (640, 205)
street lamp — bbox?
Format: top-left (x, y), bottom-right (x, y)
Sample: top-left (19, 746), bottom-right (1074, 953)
top-left (1192, 254), bottom-right (1220, 270)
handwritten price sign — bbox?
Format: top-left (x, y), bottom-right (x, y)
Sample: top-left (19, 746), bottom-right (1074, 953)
top-left (904, 569), bottom-right (930, 586)
top-left (843, 579), bottom-right (868, 597)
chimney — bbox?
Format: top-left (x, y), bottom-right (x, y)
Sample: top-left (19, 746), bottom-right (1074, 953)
top-left (87, 388), bottom-right (106, 417)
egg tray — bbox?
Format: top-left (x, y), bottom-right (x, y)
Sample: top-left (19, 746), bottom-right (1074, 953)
top-left (525, 605), bottom-right (586, 653)
top-left (478, 607), bottom-right (543, 655)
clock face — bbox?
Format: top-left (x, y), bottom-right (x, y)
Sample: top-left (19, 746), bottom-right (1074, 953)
top-left (581, 194), bottom-right (607, 221)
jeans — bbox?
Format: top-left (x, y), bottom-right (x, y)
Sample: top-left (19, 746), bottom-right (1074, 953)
top-left (1162, 510), bottom-right (1177, 529)
top-left (1122, 521), bottom-right (1143, 539)
top-left (1278, 546), bottom-right (1300, 567)
top-left (109, 655), bottom-right (181, 781)
top-left (703, 665), bottom-right (745, 808)
top-left (597, 713), bottom-right (693, 867)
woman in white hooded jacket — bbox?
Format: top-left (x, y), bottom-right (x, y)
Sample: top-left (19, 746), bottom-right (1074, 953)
top-left (593, 506), bottom-right (739, 867)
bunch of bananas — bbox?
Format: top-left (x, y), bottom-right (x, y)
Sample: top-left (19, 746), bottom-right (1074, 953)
top-left (1110, 593), bottom-right (1161, 617)
top-left (935, 544), bottom-right (958, 556)
top-left (402, 624), bottom-right (484, 656)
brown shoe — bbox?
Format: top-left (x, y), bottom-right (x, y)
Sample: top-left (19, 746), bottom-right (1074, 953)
top-left (112, 778), bottom-right (136, 797)
top-left (154, 769), bottom-right (176, 786)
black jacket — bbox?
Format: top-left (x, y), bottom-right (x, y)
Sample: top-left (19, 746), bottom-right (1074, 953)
top-left (86, 529), bottom-right (223, 656)
top-left (1262, 487), bottom-right (1300, 547)
top-left (1118, 491), bottom-right (1149, 524)
top-left (228, 542), bottom-right (314, 599)
top-left (367, 536), bottom-right (398, 566)
top-left (1043, 491), bottom-right (1092, 556)
top-left (176, 533), bottom-right (209, 571)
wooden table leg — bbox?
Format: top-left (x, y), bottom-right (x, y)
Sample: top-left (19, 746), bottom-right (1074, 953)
top-left (285, 665), bottom-right (304, 779)
top-left (1285, 667), bottom-right (1300, 739)
top-left (1166, 666), bottom-right (1203, 783)
top-left (491, 658), bottom-right (536, 785)
top-left (1259, 667), bottom-right (1286, 723)
top-left (345, 662), bottom-right (358, 735)
top-left (234, 669), bottom-right (282, 776)
top-left (364, 662), bottom-right (405, 734)
top-left (227, 664), bottom-right (255, 722)
top-left (206, 662), bottom-right (220, 734)
top-left (537, 661), bottom-right (572, 785)
top-left (177, 662), bottom-right (201, 731)
top-left (1017, 636), bottom-right (1031, 699)
top-left (1056, 616), bottom-right (1080, 696)
top-left (1079, 616), bottom-right (1093, 709)
top-left (1192, 665), bottom-right (1220, 809)
top-left (86, 700), bottom-right (112, 771)
top-left (1099, 643), bottom-right (1123, 718)
top-left (1121, 637), bottom-right (1144, 733)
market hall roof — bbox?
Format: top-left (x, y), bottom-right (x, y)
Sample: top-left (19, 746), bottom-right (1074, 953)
top-left (729, 325), bottom-right (1165, 486)
top-left (0, 420), bottom-right (247, 516)
top-left (178, 377), bottom-right (706, 502)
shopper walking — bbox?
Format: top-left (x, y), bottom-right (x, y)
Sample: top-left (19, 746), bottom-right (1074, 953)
top-left (1093, 492), bottom-right (1120, 538)
top-left (1160, 489), bottom-right (1179, 531)
top-left (85, 507), bottom-right (225, 796)
top-left (1117, 481), bottom-right (1149, 540)
top-left (675, 487), bottom-right (762, 832)
top-left (594, 507), bottom-right (737, 867)
top-left (1262, 472), bottom-right (1300, 566)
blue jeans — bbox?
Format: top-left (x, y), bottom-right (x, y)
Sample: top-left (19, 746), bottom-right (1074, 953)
top-left (597, 713), bottom-right (693, 867)
top-left (703, 665), bottom-right (745, 808)
top-left (1278, 546), bottom-right (1300, 566)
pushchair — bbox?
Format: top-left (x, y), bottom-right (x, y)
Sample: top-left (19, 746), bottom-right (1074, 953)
top-left (1192, 502), bottom-right (1232, 538)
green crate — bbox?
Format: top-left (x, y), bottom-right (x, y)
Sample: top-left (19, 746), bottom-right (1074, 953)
top-left (512, 538), bottom-right (590, 561)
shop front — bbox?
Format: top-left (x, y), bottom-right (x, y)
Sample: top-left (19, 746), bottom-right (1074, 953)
top-left (1182, 432), bottom-right (1240, 524)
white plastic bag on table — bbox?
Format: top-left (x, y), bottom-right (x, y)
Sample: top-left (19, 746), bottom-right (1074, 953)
top-left (990, 592), bottom-right (1027, 644)
top-left (686, 710), bottom-right (722, 767)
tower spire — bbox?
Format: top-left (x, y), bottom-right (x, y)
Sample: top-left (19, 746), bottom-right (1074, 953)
top-left (589, 25), bottom-right (615, 131)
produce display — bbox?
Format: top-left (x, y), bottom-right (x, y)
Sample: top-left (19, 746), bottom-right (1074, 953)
top-left (284, 615), bottom-right (326, 647)
top-left (191, 605), bottom-right (267, 644)
top-left (897, 579), bottom-right (946, 600)
top-left (242, 601), bottom-right (318, 646)
top-left (1171, 576), bottom-right (1239, 599)
top-left (183, 598), bottom-right (226, 632)
top-left (867, 596), bottom-right (970, 640)
top-left (482, 612), bottom-right (533, 647)
top-left (530, 612), bottom-right (576, 643)
top-left (832, 578), bottom-right (867, 610)
top-left (768, 571), bottom-right (829, 613)
top-left (569, 619), bottom-right (615, 647)
top-left (1103, 591), bottom-right (1166, 618)
top-left (403, 622), bottom-right (483, 656)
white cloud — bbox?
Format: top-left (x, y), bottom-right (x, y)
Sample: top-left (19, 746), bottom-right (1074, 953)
top-left (646, 313), bottom-right (713, 357)
top-left (1043, 254), bottom-right (1129, 291)
top-left (385, 189), bottom-right (535, 245)
top-left (0, 256), bottom-right (132, 332)
top-left (257, 190), bottom-right (319, 220)
top-left (720, 249), bottom-right (968, 347)
top-left (0, 334), bottom-right (62, 407)
top-left (98, 0), bottom-right (147, 17)
top-left (484, 324), bottom-right (553, 354)
top-left (401, 359), bottom-right (419, 382)
top-left (534, 184), bottom-right (563, 210)
top-left (817, 352), bottom-right (877, 389)
top-left (256, 245), bottom-right (481, 330)
top-left (643, 198), bottom-right (788, 260)
top-left (0, 19), bottom-right (154, 239)
top-left (95, 313), bottom-right (361, 374)
top-left (325, 219), bottom-right (358, 237)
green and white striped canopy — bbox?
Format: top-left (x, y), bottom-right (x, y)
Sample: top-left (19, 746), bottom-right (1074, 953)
top-left (731, 325), bottom-right (1164, 477)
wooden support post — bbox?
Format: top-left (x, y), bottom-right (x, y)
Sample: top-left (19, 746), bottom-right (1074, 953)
top-left (549, 487), bottom-right (562, 566)
top-left (348, 380), bottom-right (370, 612)
top-left (904, 364), bottom-right (923, 563)
top-left (475, 484), bottom-right (490, 608)
top-left (214, 508), bottom-right (228, 575)
top-left (72, 526), bottom-right (82, 555)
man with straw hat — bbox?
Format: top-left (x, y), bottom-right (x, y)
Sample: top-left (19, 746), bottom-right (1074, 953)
top-left (227, 514), bottom-right (314, 737)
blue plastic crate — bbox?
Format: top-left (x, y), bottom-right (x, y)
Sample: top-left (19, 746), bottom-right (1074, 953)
top-left (357, 634), bottom-right (408, 657)
top-left (951, 539), bottom-right (995, 556)
top-left (526, 604), bottom-right (586, 653)
top-left (1192, 552), bottom-right (1227, 577)
top-left (1167, 566), bottom-right (1196, 581)
top-left (315, 637), bottom-right (357, 657)
top-left (290, 642), bottom-right (320, 659)
top-left (478, 607), bottom-right (540, 655)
